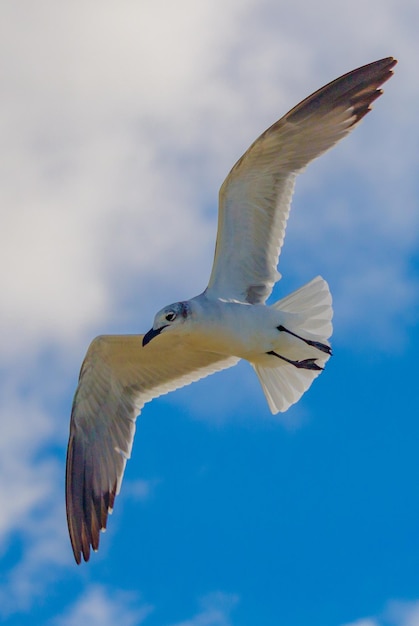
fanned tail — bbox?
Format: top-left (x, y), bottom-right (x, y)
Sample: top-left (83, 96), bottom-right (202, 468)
top-left (253, 276), bottom-right (333, 414)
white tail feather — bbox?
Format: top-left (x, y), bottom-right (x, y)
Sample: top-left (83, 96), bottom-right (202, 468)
top-left (253, 276), bottom-right (333, 414)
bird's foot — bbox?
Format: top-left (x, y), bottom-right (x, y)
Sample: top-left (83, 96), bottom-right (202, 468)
top-left (267, 351), bottom-right (323, 371)
top-left (276, 325), bottom-right (332, 355)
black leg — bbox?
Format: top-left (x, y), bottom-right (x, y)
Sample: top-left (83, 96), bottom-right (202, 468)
top-left (267, 350), bottom-right (323, 371)
top-left (277, 325), bottom-right (332, 355)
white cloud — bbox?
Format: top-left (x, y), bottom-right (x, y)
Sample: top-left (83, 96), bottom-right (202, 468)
top-left (386, 600), bottom-right (419, 626)
top-left (0, 381), bottom-right (57, 542)
top-left (0, 378), bottom-right (70, 615)
top-left (343, 618), bottom-right (380, 626)
top-left (54, 584), bottom-right (152, 626)
top-left (55, 588), bottom-right (236, 626)
top-left (342, 599), bottom-right (419, 626)
top-left (1, 0), bottom-right (417, 361)
top-left (169, 592), bottom-right (239, 626)
top-left (122, 478), bottom-right (160, 501)
top-left (0, 498), bottom-right (69, 616)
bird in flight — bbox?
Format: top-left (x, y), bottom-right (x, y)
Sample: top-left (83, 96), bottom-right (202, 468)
top-left (66, 57), bottom-right (396, 563)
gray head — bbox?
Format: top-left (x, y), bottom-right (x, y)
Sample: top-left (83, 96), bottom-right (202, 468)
top-left (142, 301), bottom-right (191, 346)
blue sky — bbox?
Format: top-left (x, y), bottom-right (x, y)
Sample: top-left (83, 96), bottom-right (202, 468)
top-left (1, 1), bottom-right (419, 625)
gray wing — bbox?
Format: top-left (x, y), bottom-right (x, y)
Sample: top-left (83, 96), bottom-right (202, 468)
top-left (66, 334), bottom-right (238, 563)
top-left (206, 57), bottom-right (396, 304)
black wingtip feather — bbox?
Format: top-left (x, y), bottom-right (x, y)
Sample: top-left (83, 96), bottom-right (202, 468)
top-left (65, 432), bottom-right (84, 564)
top-left (286, 57), bottom-right (397, 125)
top-left (66, 428), bottom-right (116, 564)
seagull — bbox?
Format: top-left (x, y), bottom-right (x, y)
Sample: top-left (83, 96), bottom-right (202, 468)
top-left (66, 57), bottom-right (396, 563)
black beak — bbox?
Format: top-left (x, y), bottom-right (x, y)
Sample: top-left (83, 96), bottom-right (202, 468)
top-left (142, 326), bottom-right (166, 347)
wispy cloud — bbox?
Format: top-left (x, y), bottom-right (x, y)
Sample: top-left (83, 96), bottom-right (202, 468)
top-left (53, 585), bottom-right (153, 626)
top-left (121, 478), bottom-right (161, 501)
top-left (1, 0), bottom-right (416, 362)
top-left (169, 592), bottom-right (239, 626)
top-left (343, 618), bottom-right (380, 626)
top-left (342, 599), bottom-right (419, 626)
top-left (0, 381), bottom-right (70, 615)
top-left (54, 588), bottom-right (236, 626)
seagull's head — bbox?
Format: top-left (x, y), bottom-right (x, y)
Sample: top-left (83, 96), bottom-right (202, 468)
top-left (142, 301), bottom-right (191, 347)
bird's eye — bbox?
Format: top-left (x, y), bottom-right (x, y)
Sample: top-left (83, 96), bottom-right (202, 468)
top-left (165, 312), bottom-right (176, 322)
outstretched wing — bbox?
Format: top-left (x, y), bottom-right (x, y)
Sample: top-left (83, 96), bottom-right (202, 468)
top-left (66, 334), bottom-right (238, 564)
top-left (206, 57), bottom-right (396, 304)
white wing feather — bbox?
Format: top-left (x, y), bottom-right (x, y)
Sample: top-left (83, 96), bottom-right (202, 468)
top-left (66, 334), bottom-right (238, 563)
top-left (206, 57), bottom-right (396, 304)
